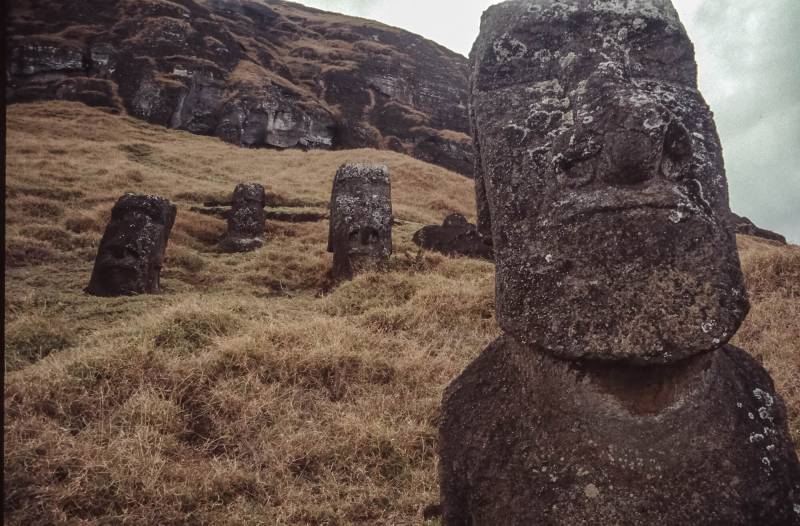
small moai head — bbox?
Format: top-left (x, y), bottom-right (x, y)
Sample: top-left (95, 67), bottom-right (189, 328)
top-left (328, 163), bottom-right (392, 279)
top-left (470, 0), bottom-right (749, 363)
top-left (87, 193), bottom-right (176, 296)
top-left (220, 182), bottom-right (267, 253)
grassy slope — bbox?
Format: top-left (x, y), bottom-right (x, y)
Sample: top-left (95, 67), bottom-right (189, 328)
top-left (4, 101), bottom-right (799, 525)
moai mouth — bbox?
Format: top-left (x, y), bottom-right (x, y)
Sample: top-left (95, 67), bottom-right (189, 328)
top-left (470, 0), bottom-right (749, 363)
top-left (87, 193), bottom-right (176, 296)
top-left (328, 163), bottom-right (392, 280)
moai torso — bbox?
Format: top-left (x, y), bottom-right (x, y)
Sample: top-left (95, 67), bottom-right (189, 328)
top-left (328, 164), bottom-right (392, 280)
top-left (439, 1), bottom-right (800, 524)
top-left (219, 182), bottom-right (267, 253)
top-left (87, 193), bottom-right (176, 296)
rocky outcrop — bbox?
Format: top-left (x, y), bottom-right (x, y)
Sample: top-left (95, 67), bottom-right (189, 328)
top-left (731, 213), bottom-right (787, 244)
top-left (439, 1), bottom-right (800, 524)
top-left (5, 0), bottom-right (473, 175)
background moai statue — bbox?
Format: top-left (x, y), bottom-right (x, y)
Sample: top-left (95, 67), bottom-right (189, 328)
top-left (412, 213), bottom-right (494, 260)
top-left (328, 163), bottom-right (392, 280)
top-left (439, 1), bottom-right (800, 524)
top-left (87, 193), bottom-right (176, 296)
top-left (219, 182), bottom-right (267, 253)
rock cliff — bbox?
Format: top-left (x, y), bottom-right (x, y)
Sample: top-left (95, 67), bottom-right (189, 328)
top-left (5, 0), bottom-right (473, 175)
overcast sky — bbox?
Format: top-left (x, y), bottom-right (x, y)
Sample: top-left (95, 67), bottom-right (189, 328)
top-left (293, 0), bottom-right (799, 242)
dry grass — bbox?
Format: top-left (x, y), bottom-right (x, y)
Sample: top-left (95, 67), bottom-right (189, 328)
top-left (3, 101), bottom-right (798, 525)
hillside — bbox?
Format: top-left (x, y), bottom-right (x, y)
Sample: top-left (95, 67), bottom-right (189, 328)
top-left (5, 0), bottom-right (473, 175)
top-left (4, 101), bottom-right (800, 524)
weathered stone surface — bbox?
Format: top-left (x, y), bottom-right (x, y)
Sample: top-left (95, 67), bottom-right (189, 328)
top-left (470, 0), bottom-right (748, 364)
top-left (328, 163), bottom-right (392, 280)
top-left (730, 213), bottom-right (787, 244)
top-left (412, 213), bottom-right (493, 260)
top-left (219, 183), bottom-right (267, 253)
top-left (440, 335), bottom-right (800, 526)
top-left (87, 193), bottom-right (176, 296)
top-left (6, 0), bottom-right (474, 175)
top-left (439, 2), bottom-right (800, 524)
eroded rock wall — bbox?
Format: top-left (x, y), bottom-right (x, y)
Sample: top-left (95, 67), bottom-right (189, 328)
top-left (5, 0), bottom-right (473, 174)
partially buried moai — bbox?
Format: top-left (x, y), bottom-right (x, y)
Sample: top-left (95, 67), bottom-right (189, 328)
top-left (439, 1), bottom-right (800, 524)
top-left (328, 163), bottom-right (392, 280)
top-left (219, 182), bottom-right (267, 253)
top-left (87, 193), bottom-right (176, 296)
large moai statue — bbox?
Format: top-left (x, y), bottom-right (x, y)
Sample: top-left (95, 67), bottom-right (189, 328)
top-left (87, 193), bottom-right (176, 296)
top-left (219, 182), bottom-right (267, 253)
top-left (328, 163), bottom-right (392, 280)
top-left (439, 1), bottom-right (800, 524)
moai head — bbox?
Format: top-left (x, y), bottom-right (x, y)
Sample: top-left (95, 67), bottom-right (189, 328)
top-left (470, 0), bottom-right (749, 363)
top-left (328, 163), bottom-right (392, 279)
top-left (219, 182), bottom-right (267, 253)
top-left (87, 193), bottom-right (176, 296)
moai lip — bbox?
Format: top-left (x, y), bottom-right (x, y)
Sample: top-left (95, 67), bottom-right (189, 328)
top-left (470, 0), bottom-right (749, 364)
top-left (328, 163), bottom-right (392, 280)
top-left (87, 193), bottom-right (176, 296)
top-left (219, 182), bottom-right (267, 253)
top-left (412, 213), bottom-right (494, 261)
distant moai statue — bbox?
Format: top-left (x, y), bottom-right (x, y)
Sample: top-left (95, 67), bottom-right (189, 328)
top-left (327, 163), bottom-right (392, 280)
top-left (219, 182), bottom-right (267, 253)
top-left (439, 1), bottom-right (800, 525)
top-left (412, 213), bottom-right (494, 260)
top-left (87, 193), bottom-right (176, 296)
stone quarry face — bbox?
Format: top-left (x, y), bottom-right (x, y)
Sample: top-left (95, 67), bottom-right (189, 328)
top-left (87, 193), bottom-right (176, 296)
top-left (470, 0), bottom-right (749, 363)
top-left (439, 335), bottom-right (800, 526)
top-left (328, 164), bottom-right (392, 279)
top-left (219, 182), bottom-right (267, 253)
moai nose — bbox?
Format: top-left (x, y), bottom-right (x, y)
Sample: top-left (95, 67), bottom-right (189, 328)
top-left (602, 127), bottom-right (657, 186)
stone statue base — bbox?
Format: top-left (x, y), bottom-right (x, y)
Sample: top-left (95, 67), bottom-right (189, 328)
top-left (439, 335), bottom-right (800, 525)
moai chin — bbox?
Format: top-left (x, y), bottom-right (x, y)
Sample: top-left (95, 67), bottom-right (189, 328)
top-left (219, 182), bottom-right (267, 253)
top-left (87, 193), bottom-right (176, 296)
top-left (439, 1), bottom-right (800, 524)
top-left (328, 163), bottom-right (392, 280)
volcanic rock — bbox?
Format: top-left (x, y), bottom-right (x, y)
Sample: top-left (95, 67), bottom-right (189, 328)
top-left (6, 0), bottom-right (474, 175)
top-left (438, 1), bottom-right (800, 524)
top-left (87, 193), bottom-right (176, 296)
top-left (219, 182), bottom-right (267, 253)
top-left (440, 335), bottom-right (800, 525)
top-left (328, 163), bottom-right (392, 280)
top-left (412, 213), bottom-right (493, 260)
top-left (730, 213), bottom-right (787, 244)
top-left (469, 0), bottom-right (748, 364)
